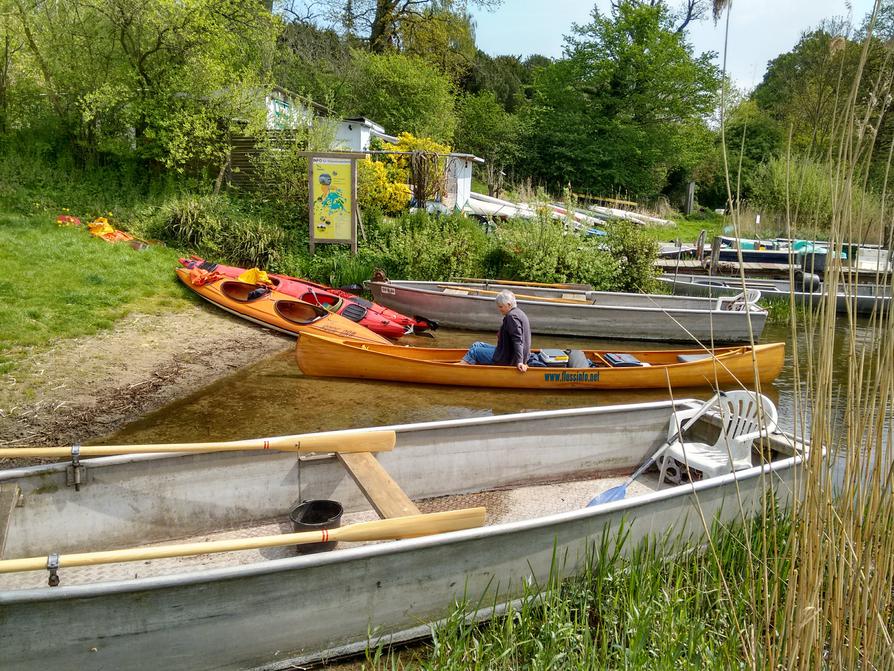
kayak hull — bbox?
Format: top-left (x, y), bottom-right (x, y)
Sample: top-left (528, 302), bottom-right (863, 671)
top-left (175, 269), bottom-right (390, 344)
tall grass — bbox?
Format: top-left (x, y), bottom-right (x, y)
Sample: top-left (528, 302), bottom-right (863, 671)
top-left (726, 3), bottom-right (894, 666)
top-left (370, 513), bottom-right (791, 670)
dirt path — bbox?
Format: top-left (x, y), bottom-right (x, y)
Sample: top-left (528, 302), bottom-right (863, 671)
top-left (0, 307), bottom-right (292, 457)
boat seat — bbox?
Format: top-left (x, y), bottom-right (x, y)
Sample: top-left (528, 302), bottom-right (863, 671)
top-left (604, 353), bottom-right (649, 367)
top-left (677, 353), bottom-right (712, 363)
top-left (566, 350), bottom-right (591, 368)
top-left (337, 453), bottom-right (420, 519)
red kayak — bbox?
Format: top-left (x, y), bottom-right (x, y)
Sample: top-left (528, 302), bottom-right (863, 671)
top-left (179, 257), bottom-right (434, 339)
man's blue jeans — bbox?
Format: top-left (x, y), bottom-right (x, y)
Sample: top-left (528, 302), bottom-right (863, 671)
top-left (461, 341), bottom-right (546, 366)
top-left (462, 341), bottom-right (496, 364)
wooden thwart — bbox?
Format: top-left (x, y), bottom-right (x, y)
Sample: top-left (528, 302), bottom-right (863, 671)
top-left (338, 453), bottom-right (420, 518)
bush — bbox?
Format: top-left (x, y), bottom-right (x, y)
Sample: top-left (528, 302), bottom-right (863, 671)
top-left (143, 194), bottom-right (286, 268)
top-left (749, 156), bottom-right (885, 237)
top-left (373, 211), bottom-right (488, 280)
top-left (603, 221), bottom-right (659, 293)
top-left (487, 214), bottom-right (618, 288)
top-left (358, 158), bottom-right (412, 215)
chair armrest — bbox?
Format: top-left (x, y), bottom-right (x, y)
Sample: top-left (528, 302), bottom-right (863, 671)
top-left (732, 428), bottom-right (772, 446)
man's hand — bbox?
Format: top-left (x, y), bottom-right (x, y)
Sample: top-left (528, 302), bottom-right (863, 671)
top-left (517, 362), bottom-right (528, 373)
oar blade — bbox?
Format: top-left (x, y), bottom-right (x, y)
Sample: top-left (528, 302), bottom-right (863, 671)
top-left (587, 485), bottom-right (627, 507)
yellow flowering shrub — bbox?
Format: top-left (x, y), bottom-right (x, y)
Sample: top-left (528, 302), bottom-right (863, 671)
top-left (358, 158), bottom-right (412, 215)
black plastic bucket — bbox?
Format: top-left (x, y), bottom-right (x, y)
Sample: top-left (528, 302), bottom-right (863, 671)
top-left (288, 499), bottom-right (344, 554)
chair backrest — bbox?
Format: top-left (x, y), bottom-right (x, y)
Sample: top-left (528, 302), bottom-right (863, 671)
top-left (715, 390), bottom-right (778, 444)
top-left (715, 289), bottom-right (762, 312)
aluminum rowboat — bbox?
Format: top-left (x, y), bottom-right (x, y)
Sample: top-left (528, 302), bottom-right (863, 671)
top-left (367, 280), bottom-right (767, 343)
top-left (0, 401), bottom-right (805, 670)
top-left (658, 273), bottom-right (891, 317)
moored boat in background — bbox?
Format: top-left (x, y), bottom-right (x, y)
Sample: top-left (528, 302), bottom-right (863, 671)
top-left (658, 272), bottom-right (892, 317)
top-left (367, 279), bottom-right (768, 344)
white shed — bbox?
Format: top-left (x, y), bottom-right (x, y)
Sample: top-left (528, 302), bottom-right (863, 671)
top-left (334, 117), bottom-right (398, 152)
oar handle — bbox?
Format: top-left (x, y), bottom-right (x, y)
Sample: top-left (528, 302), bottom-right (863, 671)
top-left (0, 430), bottom-right (396, 458)
top-left (0, 507), bottom-right (487, 574)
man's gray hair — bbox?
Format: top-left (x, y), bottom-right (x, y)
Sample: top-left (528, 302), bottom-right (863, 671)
top-left (495, 289), bottom-right (517, 308)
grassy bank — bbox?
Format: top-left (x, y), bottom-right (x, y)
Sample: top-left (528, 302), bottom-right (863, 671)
top-left (0, 212), bottom-right (189, 375)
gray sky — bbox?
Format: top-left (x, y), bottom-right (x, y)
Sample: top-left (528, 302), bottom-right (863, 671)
top-left (470, 0), bottom-right (877, 90)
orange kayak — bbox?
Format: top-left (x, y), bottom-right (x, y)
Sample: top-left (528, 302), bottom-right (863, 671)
top-left (176, 268), bottom-right (390, 344)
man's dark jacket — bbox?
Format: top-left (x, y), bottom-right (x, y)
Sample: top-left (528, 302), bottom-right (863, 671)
top-left (493, 307), bottom-right (532, 365)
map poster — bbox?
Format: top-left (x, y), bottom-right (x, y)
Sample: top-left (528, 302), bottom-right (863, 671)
top-left (309, 155), bottom-right (356, 252)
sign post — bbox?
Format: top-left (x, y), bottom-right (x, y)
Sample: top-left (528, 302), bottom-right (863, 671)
top-left (308, 152), bottom-right (362, 254)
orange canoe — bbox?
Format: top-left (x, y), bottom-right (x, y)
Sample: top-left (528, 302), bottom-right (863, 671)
top-left (294, 331), bottom-right (785, 390)
top-left (176, 268), bottom-right (390, 344)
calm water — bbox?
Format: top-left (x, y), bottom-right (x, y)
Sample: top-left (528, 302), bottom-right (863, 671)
top-left (101, 319), bottom-right (863, 445)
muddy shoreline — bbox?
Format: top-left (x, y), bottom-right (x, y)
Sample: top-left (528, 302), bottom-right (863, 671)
top-left (0, 307), bottom-right (292, 461)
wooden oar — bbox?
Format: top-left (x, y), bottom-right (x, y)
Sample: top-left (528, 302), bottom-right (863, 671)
top-left (436, 285), bottom-right (590, 305)
top-left (450, 277), bottom-right (591, 290)
top-left (0, 429), bottom-right (396, 458)
top-left (0, 507), bottom-right (486, 574)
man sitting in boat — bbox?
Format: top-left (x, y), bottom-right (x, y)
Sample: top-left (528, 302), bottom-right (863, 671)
top-left (458, 290), bottom-right (536, 372)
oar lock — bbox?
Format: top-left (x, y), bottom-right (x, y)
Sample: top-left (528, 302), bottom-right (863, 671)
top-left (65, 444), bottom-right (86, 492)
top-left (46, 553), bottom-right (60, 587)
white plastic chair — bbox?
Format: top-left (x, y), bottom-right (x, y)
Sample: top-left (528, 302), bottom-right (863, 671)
top-left (715, 289), bottom-right (762, 312)
top-left (658, 391), bottom-right (778, 482)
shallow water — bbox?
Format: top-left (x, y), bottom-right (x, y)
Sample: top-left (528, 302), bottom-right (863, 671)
top-left (101, 318), bottom-right (861, 445)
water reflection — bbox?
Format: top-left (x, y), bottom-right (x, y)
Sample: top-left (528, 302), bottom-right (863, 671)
top-left (102, 319), bottom-right (861, 445)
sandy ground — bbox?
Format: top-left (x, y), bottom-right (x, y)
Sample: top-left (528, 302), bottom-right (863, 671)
top-left (0, 307), bottom-right (292, 460)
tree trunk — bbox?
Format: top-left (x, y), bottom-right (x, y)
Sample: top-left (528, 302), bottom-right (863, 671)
top-left (369, 0), bottom-right (399, 53)
top-left (0, 33), bottom-right (9, 134)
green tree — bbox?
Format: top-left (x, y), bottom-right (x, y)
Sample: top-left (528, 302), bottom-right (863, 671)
top-left (6, 0), bottom-right (279, 169)
top-left (526, 2), bottom-right (719, 198)
top-left (752, 27), bottom-right (859, 159)
top-left (454, 91), bottom-right (522, 195)
top-left (273, 22), bottom-right (356, 114)
top-left (400, 7), bottom-right (477, 83)
top-left (347, 50), bottom-right (456, 141)
top-left (460, 53), bottom-right (550, 112)
top-left (696, 99), bottom-right (783, 208)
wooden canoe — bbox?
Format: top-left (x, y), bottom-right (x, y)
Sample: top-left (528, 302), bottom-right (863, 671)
top-left (0, 400), bottom-right (807, 670)
top-left (175, 268), bottom-right (390, 344)
top-left (294, 331), bottom-right (785, 389)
